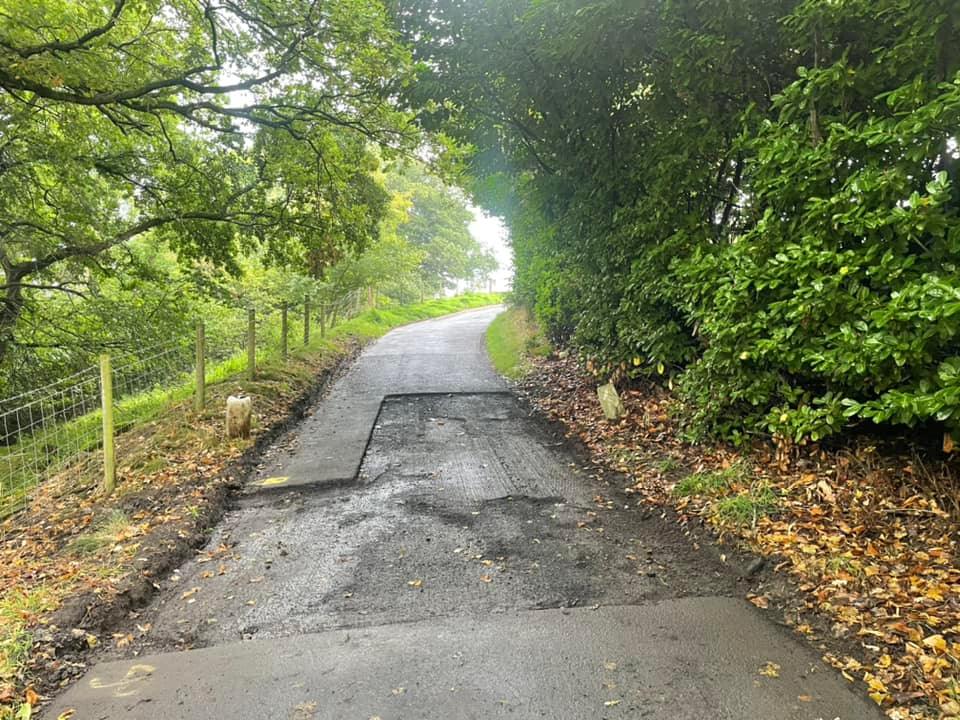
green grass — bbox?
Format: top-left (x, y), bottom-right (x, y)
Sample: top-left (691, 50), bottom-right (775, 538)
top-left (825, 554), bottom-right (861, 576)
top-left (656, 457), bottom-right (682, 473)
top-left (485, 307), bottom-right (551, 379)
top-left (0, 293), bottom-right (503, 517)
top-left (673, 461), bottom-right (779, 527)
top-left (66, 509), bottom-right (132, 556)
top-left (714, 486), bottom-right (779, 527)
top-left (673, 463), bottom-right (747, 497)
top-left (0, 586), bottom-right (57, 685)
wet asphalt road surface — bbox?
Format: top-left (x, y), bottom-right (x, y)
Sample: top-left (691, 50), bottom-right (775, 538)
top-left (49, 307), bottom-right (881, 719)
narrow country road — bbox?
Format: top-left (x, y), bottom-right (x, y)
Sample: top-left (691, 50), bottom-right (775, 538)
top-left (49, 307), bottom-right (880, 719)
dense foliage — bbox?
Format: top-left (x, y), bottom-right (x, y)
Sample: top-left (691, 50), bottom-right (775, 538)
top-left (0, 0), bottom-right (495, 396)
top-left (395, 0), bottom-right (960, 444)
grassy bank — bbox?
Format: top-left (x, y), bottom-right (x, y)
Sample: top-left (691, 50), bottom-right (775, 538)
top-left (485, 307), bottom-right (551, 379)
top-left (0, 293), bottom-right (501, 718)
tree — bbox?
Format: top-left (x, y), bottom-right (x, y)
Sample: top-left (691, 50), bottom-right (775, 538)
top-left (0, 0), bottom-right (414, 366)
top-left (386, 162), bottom-right (496, 297)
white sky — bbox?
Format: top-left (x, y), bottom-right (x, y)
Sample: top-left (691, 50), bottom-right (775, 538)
top-left (468, 206), bottom-right (513, 291)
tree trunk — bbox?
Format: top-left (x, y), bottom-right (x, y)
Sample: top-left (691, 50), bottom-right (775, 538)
top-left (0, 271), bottom-right (26, 368)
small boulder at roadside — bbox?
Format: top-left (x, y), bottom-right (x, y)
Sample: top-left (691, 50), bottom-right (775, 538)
top-left (597, 382), bottom-right (625, 421)
top-left (226, 395), bottom-right (252, 439)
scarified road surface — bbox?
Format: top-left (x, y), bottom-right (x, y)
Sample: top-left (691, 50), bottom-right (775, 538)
top-left (49, 307), bottom-right (880, 719)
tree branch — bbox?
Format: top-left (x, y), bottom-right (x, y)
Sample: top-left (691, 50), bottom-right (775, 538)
top-left (0, 282), bottom-right (88, 298)
top-left (0, 0), bottom-right (128, 58)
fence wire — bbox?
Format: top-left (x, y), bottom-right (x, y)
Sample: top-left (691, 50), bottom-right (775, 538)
top-left (0, 367), bottom-right (102, 514)
top-left (0, 290), bottom-right (371, 518)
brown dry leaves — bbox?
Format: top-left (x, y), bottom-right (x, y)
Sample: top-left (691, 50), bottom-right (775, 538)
top-left (757, 476), bottom-right (960, 718)
top-left (520, 354), bottom-right (959, 720)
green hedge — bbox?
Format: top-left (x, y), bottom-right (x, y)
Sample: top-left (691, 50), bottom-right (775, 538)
top-left (414, 0), bottom-right (960, 444)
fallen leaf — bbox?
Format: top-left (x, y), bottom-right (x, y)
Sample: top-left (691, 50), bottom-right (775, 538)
top-left (479, 574), bottom-right (493, 583)
top-left (292, 701), bottom-right (318, 720)
top-left (923, 634), bottom-right (947, 653)
top-left (604, 700), bottom-right (620, 707)
top-left (941, 700), bottom-right (960, 716)
top-left (407, 579), bottom-right (423, 588)
top-left (758, 662), bottom-right (780, 678)
top-left (816, 479), bottom-right (836, 504)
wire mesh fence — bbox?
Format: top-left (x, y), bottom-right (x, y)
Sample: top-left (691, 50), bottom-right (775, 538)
top-left (0, 289), bottom-right (370, 518)
top-left (0, 367), bottom-right (104, 513)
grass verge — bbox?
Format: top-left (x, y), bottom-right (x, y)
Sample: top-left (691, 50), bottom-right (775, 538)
top-left (713, 486), bottom-right (779, 527)
top-left (673, 462), bottom-right (778, 528)
top-left (485, 306), bottom-right (551, 379)
top-left (0, 293), bottom-right (501, 718)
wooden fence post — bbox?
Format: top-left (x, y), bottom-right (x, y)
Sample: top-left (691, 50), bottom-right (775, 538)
top-left (195, 320), bottom-right (206, 411)
top-left (99, 353), bottom-right (116, 494)
top-left (248, 308), bottom-right (256, 381)
top-left (304, 300), bottom-right (311, 346)
top-left (281, 304), bottom-right (288, 361)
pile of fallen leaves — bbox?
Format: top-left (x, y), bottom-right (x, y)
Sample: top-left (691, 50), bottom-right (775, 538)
top-left (0, 347), bottom-right (350, 718)
top-left (519, 353), bottom-right (960, 720)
